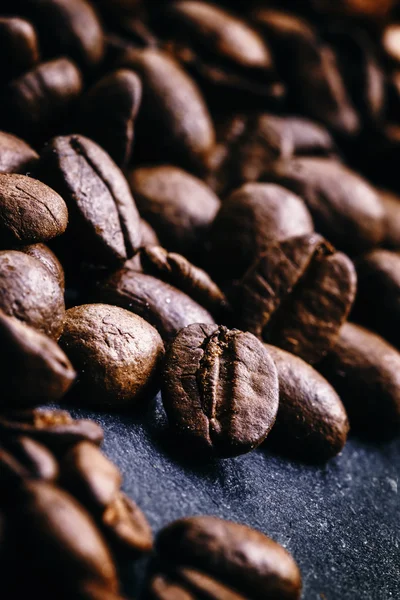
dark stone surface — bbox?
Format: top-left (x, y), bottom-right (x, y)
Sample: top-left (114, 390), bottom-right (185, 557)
top-left (70, 395), bottom-right (400, 600)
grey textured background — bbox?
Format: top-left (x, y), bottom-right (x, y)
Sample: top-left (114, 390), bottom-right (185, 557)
top-left (71, 395), bottom-right (400, 600)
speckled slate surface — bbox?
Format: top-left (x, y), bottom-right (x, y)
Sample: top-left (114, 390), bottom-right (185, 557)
top-left (70, 395), bottom-right (400, 600)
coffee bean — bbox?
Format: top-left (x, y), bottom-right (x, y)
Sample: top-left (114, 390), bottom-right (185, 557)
top-left (77, 69), bottom-right (142, 167)
top-left (140, 219), bottom-right (160, 246)
top-left (2, 436), bottom-right (59, 481)
top-left (148, 569), bottom-right (247, 600)
top-left (318, 323), bottom-right (400, 437)
top-left (0, 17), bottom-right (40, 84)
top-left (314, 0), bottom-right (395, 20)
top-left (154, 516), bottom-right (302, 600)
top-left (118, 48), bottom-right (215, 172)
top-left (209, 183), bottom-right (314, 281)
top-left (265, 344), bottom-right (349, 461)
top-left (76, 582), bottom-right (129, 600)
top-left (0, 310), bottom-right (75, 406)
top-left (237, 234), bottom-right (357, 363)
top-left (102, 492), bottom-right (153, 555)
top-left (59, 304), bottom-right (165, 407)
top-left (383, 23), bottom-right (400, 63)
top-left (98, 270), bottom-right (215, 340)
top-left (162, 323), bottom-right (279, 457)
top-left (266, 157), bottom-right (385, 254)
top-left (353, 249), bottom-right (400, 347)
top-left (379, 189), bottom-right (400, 250)
top-left (0, 409), bottom-right (104, 452)
top-left (2, 58), bottom-right (83, 142)
top-left (0, 130), bottom-right (39, 174)
top-left (0, 250), bottom-right (65, 338)
top-left (39, 134), bottom-right (142, 267)
top-left (128, 165), bottom-right (220, 258)
top-left (20, 243), bottom-right (65, 289)
top-left (0, 174), bottom-right (68, 247)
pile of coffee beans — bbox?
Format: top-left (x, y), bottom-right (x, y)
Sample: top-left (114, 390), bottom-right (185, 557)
top-left (1, 0), bottom-right (400, 597)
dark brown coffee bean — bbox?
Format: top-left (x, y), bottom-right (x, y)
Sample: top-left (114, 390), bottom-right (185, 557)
top-left (2, 436), bottom-right (59, 481)
top-left (162, 323), bottom-right (279, 457)
top-left (380, 189), bottom-right (400, 249)
top-left (155, 516), bottom-right (302, 600)
top-left (2, 58), bottom-right (83, 142)
top-left (209, 183), bottom-right (314, 281)
top-left (98, 270), bottom-right (215, 340)
top-left (353, 249), bottom-right (400, 347)
top-left (311, 0), bottom-right (395, 19)
top-left (76, 582), bottom-right (129, 600)
top-left (0, 17), bottom-right (40, 84)
top-left (20, 243), bottom-right (65, 289)
top-left (148, 569), bottom-right (247, 600)
top-left (267, 157), bottom-right (385, 254)
top-left (139, 246), bottom-right (229, 319)
top-left (0, 131), bottom-right (39, 175)
top-left (237, 234), bottom-right (357, 364)
top-left (318, 323), bottom-right (400, 437)
top-left (59, 304), bottom-right (165, 407)
top-left (102, 492), bottom-right (153, 555)
top-left (128, 165), bottom-right (220, 258)
top-left (118, 48), bottom-right (215, 172)
top-left (265, 344), bottom-right (349, 461)
top-left (0, 408), bottom-right (104, 451)
top-left (0, 174), bottom-right (68, 248)
top-left (77, 69), bottom-right (142, 167)
top-left (0, 250), bottom-right (65, 338)
top-left (0, 311), bottom-right (75, 406)
top-left (62, 441), bottom-right (122, 511)
top-left (40, 134), bottom-right (141, 267)
top-left (0, 445), bottom-right (32, 486)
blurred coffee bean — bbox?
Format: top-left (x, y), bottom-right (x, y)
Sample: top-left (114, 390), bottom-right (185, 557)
top-left (0, 17), bottom-right (40, 84)
top-left (102, 492), bottom-right (153, 555)
top-left (155, 516), bottom-right (302, 599)
top-left (0, 311), bottom-right (75, 406)
top-left (128, 165), bottom-right (220, 258)
top-left (318, 323), bottom-right (400, 437)
top-left (59, 304), bottom-right (165, 407)
top-left (0, 174), bottom-right (68, 248)
top-left (0, 250), bottom-right (65, 338)
top-left (2, 436), bottom-right (59, 481)
top-left (265, 345), bottom-right (349, 461)
top-left (140, 219), bottom-right (160, 247)
top-left (148, 569), bottom-right (247, 600)
top-left (209, 183), bottom-right (314, 281)
top-left (267, 157), bottom-right (385, 254)
top-left (305, 0), bottom-right (395, 20)
top-left (118, 48), bottom-right (215, 172)
top-left (20, 243), bottom-right (65, 289)
top-left (162, 323), bottom-right (279, 457)
top-left (0, 131), bottom-right (39, 174)
top-left (76, 582), bottom-right (129, 600)
top-left (383, 23), bottom-right (400, 63)
top-left (1, 58), bottom-right (83, 143)
top-left (98, 270), bottom-right (215, 340)
top-left (237, 234), bottom-right (357, 364)
top-left (77, 69), bottom-right (142, 167)
top-left (40, 135), bottom-right (141, 268)
top-left (380, 189), bottom-right (400, 249)
top-left (353, 249), bottom-right (400, 347)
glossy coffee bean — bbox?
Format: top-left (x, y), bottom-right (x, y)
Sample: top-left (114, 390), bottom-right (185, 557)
top-left (98, 270), bottom-right (215, 341)
top-left (162, 323), bottom-right (279, 457)
top-left (0, 174), bottom-right (68, 247)
top-left (0, 250), bottom-right (65, 338)
top-left (0, 17), bottom-right (40, 84)
top-left (2, 436), bottom-right (59, 481)
top-left (0, 131), bottom-right (39, 175)
top-left (318, 323), bottom-right (400, 437)
top-left (102, 492), bottom-right (153, 555)
top-left (20, 243), bottom-right (65, 289)
top-left (59, 304), bottom-right (165, 407)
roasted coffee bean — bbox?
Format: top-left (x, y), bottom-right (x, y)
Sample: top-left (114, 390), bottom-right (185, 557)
top-left (0, 174), bottom-right (68, 247)
top-left (209, 183), bottom-right (314, 281)
top-left (0, 409), bottom-right (104, 451)
top-left (313, 0), bottom-right (396, 20)
top-left (140, 219), bottom-right (160, 247)
top-left (20, 243), bottom-right (65, 289)
top-left (0, 131), bottom-right (39, 174)
top-left (162, 323), bottom-right (279, 457)
top-left (237, 234), bottom-right (357, 364)
top-left (40, 135), bottom-right (141, 267)
top-left (62, 441), bottom-right (122, 511)
top-left (148, 569), bottom-right (247, 600)
top-left (0, 445), bottom-right (32, 486)
top-left (353, 249), bottom-right (400, 347)
top-left (266, 157), bottom-right (385, 254)
top-left (2, 58), bottom-right (83, 142)
top-left (77, 69), bottom-right (142, 167)
top-left (383, 23), bottom-right (400, 64)
top-left (380, 189), bottom-right (400, 249)
top-left (0, 250), bottom-right (65, 338)
top-left (118, 48), bottom-right (215, 172)
top-left (253, 9), bottom-right (360, 136)
top-left (155, 516), bottom-right (302, 600)
top-left (59, 304), bottom-right (165, 407)
top-left (2, 436), bottom-right (59, 481)
top-left (318, 323), bottom-right (400, 437)
top-left (98, 270), bottom-right (215, 340)
top-left (265, 344), bottom-right (349, 461)
top-left (102, 492), bottom-right (153, 555)
top-left (76, 582), bottom-right (129, 600)
top-left (0, 311), bottom-right (75, 406)
top-left (128, 165), bottom-right (220, 258)
top-left (140, 246), bottom-right (229, 319)
top-left (0, 17), bottom-right (40, 84)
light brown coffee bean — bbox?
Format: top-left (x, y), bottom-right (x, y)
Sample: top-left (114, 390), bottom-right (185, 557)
top-left (102, 492), bottom-right (153, 555)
